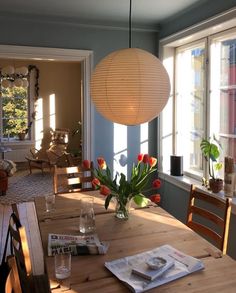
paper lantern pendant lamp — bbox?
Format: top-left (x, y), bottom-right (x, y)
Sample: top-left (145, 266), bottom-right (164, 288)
top-left (91, 48), bottom-right (170, 126)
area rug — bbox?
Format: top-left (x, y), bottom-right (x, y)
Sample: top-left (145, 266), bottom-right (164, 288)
top-left (0, 170), bottom-right (53, 205)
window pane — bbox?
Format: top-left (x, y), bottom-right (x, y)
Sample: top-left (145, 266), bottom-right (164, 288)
top-left (161, 95), bottom-right (173, 171)
top-left (1, 86), bottom-right (28, 139)
top-left (175, 43), bottom-right (205, 177)
top-left (210, 33), bottom-right (236, 171)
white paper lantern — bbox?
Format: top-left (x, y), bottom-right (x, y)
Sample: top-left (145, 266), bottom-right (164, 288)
top-left (1, 66), bottom-right (15, 75)
top-left (14, 78), bottom-right (23, 87)
top-left (22, 79), bottom-right (29, 88)
top-left (91, 48), bottom-right (170, 125)
top-left (1, 79), bottom-right (12, 88)
top-left (15, 66), bottom-right (28, 76)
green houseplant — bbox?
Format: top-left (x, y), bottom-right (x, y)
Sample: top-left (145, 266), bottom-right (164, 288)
top-left (200, 135), bottom-right (223, 193)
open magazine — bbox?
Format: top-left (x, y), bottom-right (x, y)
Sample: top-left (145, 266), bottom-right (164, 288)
top-left (105, 244), bottom-right (204, 293)
top-left (48, 233), bottom-right (109, 256)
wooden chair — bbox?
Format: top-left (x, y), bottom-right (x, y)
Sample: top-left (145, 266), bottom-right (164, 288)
top-left (187, 185), bottom-right (232, 255)
top-left (53, 162), bottom-right (94, 194)
top-left (5, 256), bottom-right (22, 293)
top-left (8, 212), bottom-right (51, 293)
top-left (25, 147), bottom-right (51, 174)
top-left (9, 213), bottom-right (32, 293)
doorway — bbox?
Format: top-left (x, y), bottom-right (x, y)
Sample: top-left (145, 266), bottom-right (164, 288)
top-left (0, 45), bottom-right (93, 161)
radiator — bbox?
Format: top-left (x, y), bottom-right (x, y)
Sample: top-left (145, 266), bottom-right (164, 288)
top-left (4, 148), bottom-right (29, 162)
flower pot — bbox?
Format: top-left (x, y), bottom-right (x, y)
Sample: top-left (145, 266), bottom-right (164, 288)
top-left (18, 132), bottom-right (26, 140)
top-left (209, 178), bottom-right (223, 193)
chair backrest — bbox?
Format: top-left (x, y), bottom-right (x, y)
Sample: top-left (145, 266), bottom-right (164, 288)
top-left (51, 128), bottom-right (69, 146)
top-left (8, 213), bottom-right (32, 292)
top-left (5, 256), bottom-right (22, 293)
top-left (187, 185), bottom-right (232, 255)
top-left (53, 162), bottom-right (94, 194)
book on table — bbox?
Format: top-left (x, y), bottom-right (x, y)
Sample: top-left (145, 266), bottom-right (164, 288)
top-left (104, 244), bottom-right (204, 293)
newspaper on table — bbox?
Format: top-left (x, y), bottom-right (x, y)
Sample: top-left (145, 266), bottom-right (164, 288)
top-left (105, 244), bottom-right (204, 293)
top-left (48, 233), bottom-right (109, 256)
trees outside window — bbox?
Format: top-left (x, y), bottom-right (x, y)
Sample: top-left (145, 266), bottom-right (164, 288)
top-left (1, 86), bottom-right (28, 139)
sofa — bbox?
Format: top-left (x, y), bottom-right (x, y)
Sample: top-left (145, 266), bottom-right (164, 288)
top-left (0, 170), bottom-right (8, 196)
top-left (0, 160), bottom-right (16, 196)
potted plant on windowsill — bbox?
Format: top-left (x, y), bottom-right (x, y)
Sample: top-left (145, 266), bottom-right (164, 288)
top-left (200, 135), bottom-right (223, 193)
top-left (17, 121), bottom-right (32, 141)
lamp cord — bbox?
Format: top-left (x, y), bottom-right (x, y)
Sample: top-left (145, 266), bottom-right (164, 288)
top-left (129, 0), bottom-right (132, 48)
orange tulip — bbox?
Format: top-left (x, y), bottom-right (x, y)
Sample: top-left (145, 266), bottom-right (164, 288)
top-left (137, 154), bottom-right (144, 162)
top-left (150, 194), bottom-right (161, 203)
top-left (82, 159), bottom-right (90, 169)
top-left (97, 157), bottom-right (107, 169)
top-left (152, 179), bottom-right (161, 188)
top-left (92, 178), bottom-right (100, 188)
top-left (143, 154), bottom-right (149, 163)
top-left (149, 157), bottom-right (157, 168)
top-left (100, 185), bottom-right (111, 196)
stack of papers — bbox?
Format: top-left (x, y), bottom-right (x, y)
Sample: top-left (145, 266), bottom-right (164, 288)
top-left (105, 244), bottom-right (204, 293)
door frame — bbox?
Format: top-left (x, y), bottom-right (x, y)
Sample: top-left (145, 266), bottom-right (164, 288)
top-left (0, 45), bottom-right (93, 161)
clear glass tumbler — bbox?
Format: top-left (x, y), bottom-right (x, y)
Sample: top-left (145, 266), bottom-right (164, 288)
top-left (79, 196), bottom-right (96, 234)
top-left (45, 194), bottom-right (55, 212)
top-left (54, 252), bottom-right (71, 279)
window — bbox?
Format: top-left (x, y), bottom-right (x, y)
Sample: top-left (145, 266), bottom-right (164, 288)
top-left (160, 24), bottom-right (236, 180)
top-left (1, 86), bottom-right (29, 140)
top-left (0, 65), bottom-right (39, 142)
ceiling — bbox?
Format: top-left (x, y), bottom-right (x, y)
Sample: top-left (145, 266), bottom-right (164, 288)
top-left (0, 0), bottom-right (206, 30)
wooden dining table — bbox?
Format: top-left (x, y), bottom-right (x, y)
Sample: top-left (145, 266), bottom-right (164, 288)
top-left (34, 191), bottom-right (236, 293)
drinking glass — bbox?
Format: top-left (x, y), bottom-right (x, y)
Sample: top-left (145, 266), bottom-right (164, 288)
top-left (45, 194), bottom-right (55, 212)
top-left (54, 252), bottom-right (71, 279)
top-left (79, 196), bottom-right (96, 234)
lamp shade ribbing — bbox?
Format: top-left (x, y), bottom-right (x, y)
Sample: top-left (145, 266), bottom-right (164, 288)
top-left (90, 48), bottom-right (170, 125)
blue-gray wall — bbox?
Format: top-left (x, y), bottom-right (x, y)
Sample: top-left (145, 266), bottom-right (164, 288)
top-left (0, 13), bottom-right (158, 169)
top-left (160, 0), bottom-right (236, 38)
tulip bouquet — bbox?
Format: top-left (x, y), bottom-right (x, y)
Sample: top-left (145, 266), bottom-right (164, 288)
top-left (91, 154), bottom-right (161, 219)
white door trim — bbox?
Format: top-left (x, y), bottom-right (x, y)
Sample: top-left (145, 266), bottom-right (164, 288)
top-left (0, 45), bottom-right (93, 161)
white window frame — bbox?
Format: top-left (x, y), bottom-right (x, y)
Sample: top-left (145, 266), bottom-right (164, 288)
top-left (158, 7), bottom-right (236, 188)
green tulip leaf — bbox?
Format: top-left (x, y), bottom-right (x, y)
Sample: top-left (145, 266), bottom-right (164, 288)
top-left (105, 194), bottom-right (113, 209)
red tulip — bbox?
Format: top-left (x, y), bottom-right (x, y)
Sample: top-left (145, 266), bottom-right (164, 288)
top-left (152, 179), bottom-right (161, 188)
top-left (97, 157), bottom-right (107, 169)
top-left (92, 178), bottom-right (100, 188)
top-left (143, 154), bottom-right (149, 164)
top-left (82, 159), bottom-right (90, 169)
top-left (149, 157), bottom-right (157, 168)
top-left (137, 154), bottom-right (144, 162)
top-left (100, 185), bottom-right (111, 196)
top-left (150, 194), bottom-right (161, 204)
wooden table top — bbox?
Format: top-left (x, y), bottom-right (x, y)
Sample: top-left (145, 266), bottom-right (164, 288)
top-left (35, 192), bottom-right (236, 293)
top-left (34, 191), bottom-right (116, 222)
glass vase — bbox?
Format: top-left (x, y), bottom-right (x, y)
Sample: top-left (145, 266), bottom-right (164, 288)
top-left (115, 198), bottom-right (130, 220)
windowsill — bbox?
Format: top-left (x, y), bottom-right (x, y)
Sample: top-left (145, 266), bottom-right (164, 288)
top-left (159, 171), bottom-right (236, 215)
top-left (0, 140), bottom-right (33, 146)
